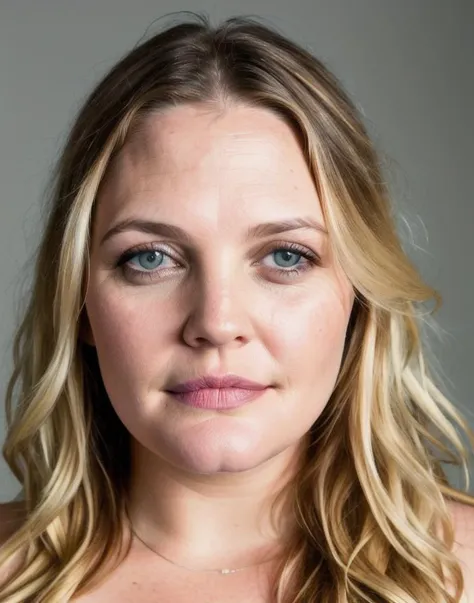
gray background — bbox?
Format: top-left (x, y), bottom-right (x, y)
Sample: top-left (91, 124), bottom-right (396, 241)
top-left (0, 1), bottom-right (473, 501)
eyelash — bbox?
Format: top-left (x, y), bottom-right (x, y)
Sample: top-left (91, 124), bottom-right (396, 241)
top-left (116, 242), bottom-right (321, 283)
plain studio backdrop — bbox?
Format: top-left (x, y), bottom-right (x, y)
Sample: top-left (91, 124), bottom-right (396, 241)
top-left (0, 1), bottom-right (472, 500)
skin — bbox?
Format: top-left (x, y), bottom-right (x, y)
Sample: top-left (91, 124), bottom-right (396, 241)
top-left (80, 102), bottom-right (355, 597)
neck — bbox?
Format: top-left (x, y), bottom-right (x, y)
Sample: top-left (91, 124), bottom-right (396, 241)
top-left (126, 438), bottom-right (306, 568)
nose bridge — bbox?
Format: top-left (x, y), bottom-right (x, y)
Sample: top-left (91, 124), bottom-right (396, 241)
top-left (182, 250), bottom-right (251, 347)
top-left (201, 267), bottom-right (233, 315)
top-left (196, 252), bottom-right (240, 324)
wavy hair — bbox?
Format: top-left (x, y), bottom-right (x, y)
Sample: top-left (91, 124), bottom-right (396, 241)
top-left (1, 12), bottom-right (473, 603)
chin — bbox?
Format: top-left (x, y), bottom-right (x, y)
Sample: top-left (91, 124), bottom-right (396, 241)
top-left (179, 454), bottom-right (268, 475)
top-left (167, 429), bottom-right (273, 475)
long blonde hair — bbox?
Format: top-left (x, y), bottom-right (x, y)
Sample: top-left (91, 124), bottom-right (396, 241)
top-left (1, 12), bottom-right (473, 603)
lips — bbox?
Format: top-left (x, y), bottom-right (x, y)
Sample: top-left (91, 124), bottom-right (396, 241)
top-left (165, 374), bottom-right (270, 410)
top-left (167, 374), bottom-right (268, 393)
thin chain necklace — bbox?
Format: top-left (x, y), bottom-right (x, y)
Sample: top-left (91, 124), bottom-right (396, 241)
top-left (131, 526), bottom-right (278, 575)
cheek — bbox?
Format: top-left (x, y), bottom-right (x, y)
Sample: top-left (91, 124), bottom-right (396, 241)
top-left (86, 274), bottom-right (352, 378)
top-left (256, 278), bottom-right (352, 443)
top-left (262, 279), bottom-right (352, 385)
top-left (84, 281), bottom-right (173, 395)
top-left (85, 270), bottom-right (353, 420)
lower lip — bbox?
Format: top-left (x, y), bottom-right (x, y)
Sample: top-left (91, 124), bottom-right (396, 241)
top-left (166, 387), bottom-right (269, 410)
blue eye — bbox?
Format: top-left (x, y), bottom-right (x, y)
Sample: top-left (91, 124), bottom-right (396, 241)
top-left (129, 250), bottom-right (167, 271)
top-left (270, 249), bottom-right (302, 269)
top-left (116, 248), bottom-right (179, 280)
top-left (117, 242), bottom-right (320, 283)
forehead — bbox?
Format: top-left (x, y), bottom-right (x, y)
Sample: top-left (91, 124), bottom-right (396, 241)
top-left (95, 103), bottom-right (324, 232)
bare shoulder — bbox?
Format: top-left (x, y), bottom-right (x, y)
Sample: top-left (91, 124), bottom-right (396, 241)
top-left (447, 500), bottom-right (474, 601)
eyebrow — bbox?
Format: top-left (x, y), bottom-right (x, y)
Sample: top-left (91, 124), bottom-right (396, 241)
top-left (100, 216), bottom-right (328, 247)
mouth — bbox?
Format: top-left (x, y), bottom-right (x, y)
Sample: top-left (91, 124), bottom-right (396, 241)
top-left (165, 373), bottom-right (272, 410)
top-left (165, 386), bottom-right (270, 410)
top-left (167, 374), bottom-right (269, 393)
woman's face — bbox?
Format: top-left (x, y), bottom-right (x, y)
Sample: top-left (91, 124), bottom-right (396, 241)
top-left (85, 103), bottom-right (354, 475)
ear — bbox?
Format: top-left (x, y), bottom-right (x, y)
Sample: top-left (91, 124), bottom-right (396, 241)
top-left (78, 309), bottom-right (95, 347)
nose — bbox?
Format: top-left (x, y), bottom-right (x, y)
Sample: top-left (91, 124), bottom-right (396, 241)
top-left (181, 267), bottom-right (253, 349)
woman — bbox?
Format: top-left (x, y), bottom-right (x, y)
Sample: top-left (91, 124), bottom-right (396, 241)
top-left (0, 12), bottom-right (473, 603)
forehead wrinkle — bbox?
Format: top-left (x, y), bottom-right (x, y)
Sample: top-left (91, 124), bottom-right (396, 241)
top-left (96, 106), bottom-right (321, 246)
top-left (103, 141), bottom-right (306, 219)
top-left (127, 107), bottom-right (300, 177)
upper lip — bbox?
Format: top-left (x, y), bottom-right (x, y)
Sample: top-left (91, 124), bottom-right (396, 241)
top-left (167, 374), bottom-right (269, 393)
